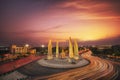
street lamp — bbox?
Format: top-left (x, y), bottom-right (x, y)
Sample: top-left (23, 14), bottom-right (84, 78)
top-left (41, 45), bottom-right (45, 55)
top-left (41, 45), bottom-right (45, 48)
top-left (25, 44), bottom-right (29, 55)
top-left (25, 44), bottom-right (29, 47)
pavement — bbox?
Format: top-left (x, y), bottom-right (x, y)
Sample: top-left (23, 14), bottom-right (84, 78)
top-left (0, 55), bottom-right (42, 75)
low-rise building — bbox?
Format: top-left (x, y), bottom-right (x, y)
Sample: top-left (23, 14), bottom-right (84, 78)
top-left (11, 44), bottom-right (29, 54)
top-left (96, 45), bottom-right (112, 50)
top-left (11, 44), bottom-right (36, 55)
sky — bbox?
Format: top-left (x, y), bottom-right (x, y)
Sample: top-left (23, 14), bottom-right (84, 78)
top-left (0, 0), bottom-right (120, 46)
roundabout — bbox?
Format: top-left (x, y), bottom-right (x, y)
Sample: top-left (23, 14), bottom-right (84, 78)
top-left (37, 57), bottom-right (89, 68)
top-left (38, 37), bottom-right (90, 69)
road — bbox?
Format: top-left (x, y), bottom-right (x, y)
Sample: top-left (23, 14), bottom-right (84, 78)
top-left (35, 51), bottom-right (119, 80)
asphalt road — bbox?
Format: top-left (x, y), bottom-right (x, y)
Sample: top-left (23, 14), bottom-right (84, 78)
top-left (17, 51), bottom-right (120, 80)
top-left (17, 60), bottom-right (71, 79)
top-left (34, 51), bottom-right (119, 80)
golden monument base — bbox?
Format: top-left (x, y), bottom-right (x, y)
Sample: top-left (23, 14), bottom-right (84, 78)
top-left (47, 55), bottom-right (53, 60)
top-left (74, 56), bottom-right (79, 60)
top-left (56, 55), bottom-right (59, 58)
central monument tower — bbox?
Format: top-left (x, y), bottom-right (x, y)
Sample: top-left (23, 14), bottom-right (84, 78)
top-left (56, 41), bottom-right (59, 58)
top-left (69, 37), bottom-right (74, 58)
top-left (47, 40), bottom-right (53, 59)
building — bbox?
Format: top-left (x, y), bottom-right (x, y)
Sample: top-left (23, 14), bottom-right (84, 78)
top-left (0, 46), bottom-right (10, 54)
top-left (11, 44), bottom-right (36, 54)
top-left (11, 44), bottom-right (29, 54)
top-left (96, 45), bottom-right (112, 50)
top-left (29, 49), bottom-right (36, 55)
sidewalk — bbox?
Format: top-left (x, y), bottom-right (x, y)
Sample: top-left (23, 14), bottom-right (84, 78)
top-left (0, 55), bottom-right (43, 75)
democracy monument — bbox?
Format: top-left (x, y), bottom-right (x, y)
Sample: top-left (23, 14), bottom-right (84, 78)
top-left (38, 37), bottom-right (89, 68)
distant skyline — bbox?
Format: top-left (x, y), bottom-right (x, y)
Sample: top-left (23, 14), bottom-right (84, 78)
top-left (0, 0), bottom-right (120, 46)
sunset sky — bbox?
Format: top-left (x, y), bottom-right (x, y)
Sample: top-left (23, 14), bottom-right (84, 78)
top-left (0, 0), bottom-right (120, 46)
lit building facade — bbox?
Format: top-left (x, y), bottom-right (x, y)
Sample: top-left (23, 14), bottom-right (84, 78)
top-left (11, 44), bottom-right (36, 54)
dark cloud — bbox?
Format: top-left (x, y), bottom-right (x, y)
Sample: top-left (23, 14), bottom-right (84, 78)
top-left (0, 25), bottom-right (62, 38)
top-left (58, 0), bottom-right (120, 16)
top-left (0, 25), bottom-right (65, 45)
top-left (80, 36), bottom-right (120, 45)
top-left (1, 34), bottom-right (120, 46)
top-left (91, 0), bottom-right (120, 15)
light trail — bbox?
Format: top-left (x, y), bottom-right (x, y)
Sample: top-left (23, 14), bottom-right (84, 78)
top-left (34, 50), bottom-right (118, 80)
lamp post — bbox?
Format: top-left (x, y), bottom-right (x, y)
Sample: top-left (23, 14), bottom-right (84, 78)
top-left (25, 44), bottom-right (29, 47)
top-left (41, 45), bottom-right (45, 48)
top-left (25, 44), bottom-right (29, 56)
top-left (41, 44), bottom-right (45, 55)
